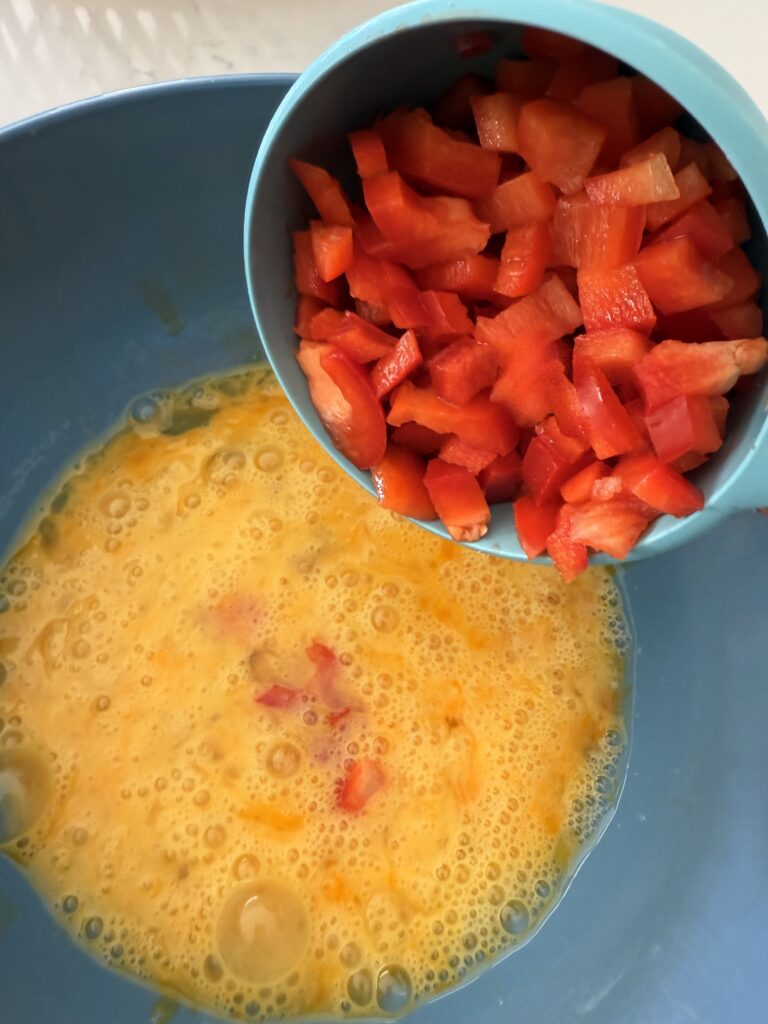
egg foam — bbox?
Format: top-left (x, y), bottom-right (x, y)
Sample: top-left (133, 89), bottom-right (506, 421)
top-left (0, 367), bottom-right (628, 1019)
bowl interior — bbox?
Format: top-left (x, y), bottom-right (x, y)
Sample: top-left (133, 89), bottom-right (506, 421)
top-left (245, 7), bottom-right (768, 564)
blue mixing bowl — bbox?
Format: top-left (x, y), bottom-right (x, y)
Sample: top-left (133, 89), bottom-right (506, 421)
top-left (1, 74), bottom-right (767, 1024)
top-left (244, 0), bottom-right (768, 566)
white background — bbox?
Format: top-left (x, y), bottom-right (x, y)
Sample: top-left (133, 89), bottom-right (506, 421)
top-left (0, 0), bottom-right (766, 128)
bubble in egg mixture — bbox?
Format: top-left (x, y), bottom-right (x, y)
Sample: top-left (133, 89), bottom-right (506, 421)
top-left (217, 881), bottom-right (309, 983)
top-left (0, 367), bottom-right (628, 1020)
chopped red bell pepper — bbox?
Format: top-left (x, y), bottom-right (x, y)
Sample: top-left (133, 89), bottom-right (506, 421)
top-left (615, 452), bottom-right (705, 516)
top-left (294, 294), bottom-right (327, 337)
top-left (561, 496), bottom-right (655, 559)
top-left (495, 222), bottom-right (551, 297)
top-left (574, 77), bottom-right (639, 166)
top-left (560, 460), bottom-right (608, 503)
top-left (585, 153), bottom-right (679, 206)
top-left (573, 329), bottom-right (652, 390)
top-left (349, 128), bottom-right (388, 179)
top-left (521, 417), bottom-right (590, 504)
top-left (714, 198), bottom-right (751, 246)
top-left (632, 76), bottom-right (684, 135)
top-left (477, 273), bottom-right (583, 353)
top-left (577, 263), bottom-right (656, 335)
top-left (289, 158), bottom-right (355, 226)
top-left (434, 74), bottom-right (489, 131)
top-left (633, 338), bottom-right (768, 410)
top-left (297, 341), bottom-right (387, 470)
top-left (518, 98), bottom-right (607, 194)
top-left (479, 451), bottom-right (523, 504)
top-left (703, 247), bottom-right (760, 310)
top-left (256, 684), bottom-right (303, 709)
top-left (327, 312), bottom-right (396, 362)
top-left (293, 230), bottom-right (342, 305)
top-left (378, 108), bottom-right (501, 199)
top-left (475, 171), bottom-right (557, 233)
top-left (521, 26), bottom-right (588, 61)
top-left (371, 443), bottom-right (437, 520)
top-left (339, 758), bottom-right (385, 812)
top-left (370, 329), bottom-right (423, 399)
top-left (471, 93), bottom-right (523, 153)
top-left (388, 381), bottom-right (519, 454)
top-left (429, 338), bottom-right (499, 406)
top-left (310, 221), bottom-right (354, 281)
top-left (645, 161), bottom-right (712, 231)
top-left (495, 58), bottom-right (555, 99)
top-left (345, 244), bottom-right (418, 315)
top-left (709, 301), bottom-right (763, 340)
top-left (546, 519), bottom-right (589, 582)
top-left (634, 237), bottom-right (733, 314)
top-left (620, 126), bottom-right (682, 172)
top-left (546, 53), bottom-right (619, 102)
top-left (547, 361), bottom-right (588, 440)
top-left (650, 200), bottom-right (734, 261)
top-left (415, 254), bottom-right (503, 304)
top-left (514, 494), bottom-right (560, 559)
top-left (390, 421), bottom-right (447, 455)
top-left (574, 355), bottom-right (644, 459)
top-left (440, 436), bottom-right (498, 474)
top-left (309, 306), bottom-right (347, 341)
top-left (490, 342), bottom-right (561, 427)
top-left (551, 192), bottom-right (646, 269)
top-left (423, 458), bottom-right (491, 541)
top-left (645, 394), bottom-right (723, 463)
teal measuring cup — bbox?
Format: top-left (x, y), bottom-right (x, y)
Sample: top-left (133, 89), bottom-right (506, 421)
top-left (244, 0), bottom-right (768, 564)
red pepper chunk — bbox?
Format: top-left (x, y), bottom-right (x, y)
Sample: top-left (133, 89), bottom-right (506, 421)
top-left (518, 99), bottom-right (606, 195)
top-left (561, 497), bottom-right (655, 559)
top-left (495, 223), bottom-right (551, 298)
top-left (634, 237), bottom-right (733, 315)
top-left (645, 394), bottom-right (723, 463)
top-left (371, 444), bottom-right (437, 520)
top-left (584, 153), bottom-right (679, 206)
top-left (349, 128), bottom-right (388, 179)
top-left (521, 416), bottom-right (590, 504)
top-left (294, 295), bottom-right (327, 337)
top-left (429, 338), bottom-right (499, 406)
top-left (632, 76), bottom-right (684, 135)
top-left (479, 452), bottom-right (522, 504)
top-left (310, 222), bottom-right (353, 282)
top-left (574, 356), bottom-right (644, 459)
top-left (475, 171), bottom-right (557, 233)
top-left (339, 758), bottom-right (385, 812)
top-left (388, 382), bottom-right (519, 454)
top-left (424, 458), bottom-right (491, 542)
top-left (645, 162), bottom-right (712, 231)
top-left (471, 93), bottom-right (523, 153)
top-left (650, 200), bottom-right (734, 261)
top-left (546, 53), bottom-right (619, 102)
top-left (573, 329), bottom-right (652, 391)
top-left (513, 494), bottom-right (560, 559)
top-left (495, 59), bottom-right (555, 100)
top-left (415, 254), bottom-right (503, 304)
top-left (293, 231), bottom-right (342, 305)
top-left (370, 329), bottom-right (423, 399)
top-left (615, 453), bottom-right (705, 517)
top-left (574, 77), bottom-right (639, 167)
top-left (327, 312), bottom-right (396, 363)
top-left (289, 158), bottom-right (355, 227)
top-left (256, 684), bottom-right (303, 709)
top-left (634, 338), bottom-right (768, 410)
top-left (440, 437), bottom-right (498, 474)
top-left (621, 127), bottom-right (682, 172)
top-left (577, 263), bottom-right (656, 335)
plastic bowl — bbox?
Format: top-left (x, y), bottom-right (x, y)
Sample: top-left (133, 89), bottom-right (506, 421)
top-left (244, 0), bottom-right (768, 566)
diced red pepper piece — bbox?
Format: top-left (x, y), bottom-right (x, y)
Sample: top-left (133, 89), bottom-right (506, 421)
top-left (293, 230), bottom-right (342, 304)
top-left (478, 274), bottom-right (583, 353)
top-left (704, 142), bottom-right (737, 182)
top-left (574, 76), bottom-right (639, 165)
top-left (650, 200), bottom-right (734, 260)
top-left (645, 393), bottom-right (723, 463)
top-left (370, 329), bottom-right (423, 399)
top-left (710, 395), bottom-right (729, 436)
top-left (645, 162), bottom-right (712, 231)
top-left (423, 458), bottom-right (491, 541)
top-left (521, 418), bottom-right (590, 504)
top-left (256, 684), bottom-right (302, 709)
top-left (345, 244), bottom-right (417, 313)
top-left (371, 444), bottom-right (437, 519)
top-left (455, 30), bottom-right (493, 58)
top-left (390, 421), bottom-right (447, 455)
top-left (620, 126), bottom-right (682, 172)
top-left (615, 452), bottom-right (705, 516)
top-left (547, 361), bottom-right (588, 440)
top-left (709, 301), bottom-right (763, 340)
top-left (546, 517), bottom-right (589, 581)
top-left (634, 237), bottom-right (733, 314)
top-left (289, 158), bottom-right (354, 227)
top-left (562, 497), bottom-right (654, 559)
top-left (518, 99), bottom-right (606, 194)
top-left (415, 254), bottom-right (503, 304)
top-left (310, 306), bottom-right (347, 341)
top-left (479, 451), bottom-right (523, 504)
top-left (475, 171), bottom-right (557, 233)
top-left (678, 137), bottom-right (712, 177)
top-left (634, 338), bottom-right (768, 410)
top-left (388, 382), bottom-right (519, 454)
top-left (310, 221), bottom-right (354, 281)
top-left (378, 108), bottom-right (501, 199)
top-left (574, 355), bottom-right (644, 459)
top-left (521, 26), bottom-right (588, 61)
top-left (327, 312), bottom-right (396, 362)
top-left (574, 329), bottom-right (652, 390)
top-left (495, 58), bottom-right (555, 98)
top-left (703, 247), bottom-right (760, 309)
top-left (577, 263), bottom-right (656, 335)
top-left (551, 192), bottom-right (646, 270)
top-left (295, 295), bottom-right (327, 337)
top-left (434, 74), bottom-right (489, 131)
top-left (297, 341), bottom-right (387, 470)
top-left (714, 198), bottom-right (751, 245)
top-left (355, 299), bottom-right (390, 326)
top-left (339, 758), bottom-right (385, 812)
top-left (363, 171), bottom-right (491, 269)
top-left (632, 76), bottom-right (684, 135)
top-left (654, 308), bottom-right (724, 343)
top-left (471, 93), bottom-right (523, 153)
top-left (560, 460), bottom-right (608, 503)
top-left (349, 128), bottom-right (388, 179)
top-left (495, 222), bottom-right (551, 297)
top-left (429, 338), bottom-right (499, 406)
top-left (585, 154), bottom-right (678, 206)
top-left (490, 341), bottom-right (561, 427)
top-left (514, 494), bottom-right (561, 559)
top-left (546, 53), bottom-right (619, 102)
top-left (440, 436), bottom-right (498, 474)
top-left (418, 291), bottom-right (474, 341)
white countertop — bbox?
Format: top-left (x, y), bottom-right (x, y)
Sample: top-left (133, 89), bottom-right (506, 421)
top-left (0, 0), bottom-right (766, 128)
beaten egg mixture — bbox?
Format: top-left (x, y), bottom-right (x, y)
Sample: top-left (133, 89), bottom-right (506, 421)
top-left (0, 368), bottom-right (626, 1018)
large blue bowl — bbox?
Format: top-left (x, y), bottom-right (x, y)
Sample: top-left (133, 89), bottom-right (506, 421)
top-left (1, 75), bottom-right (767, 1024)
